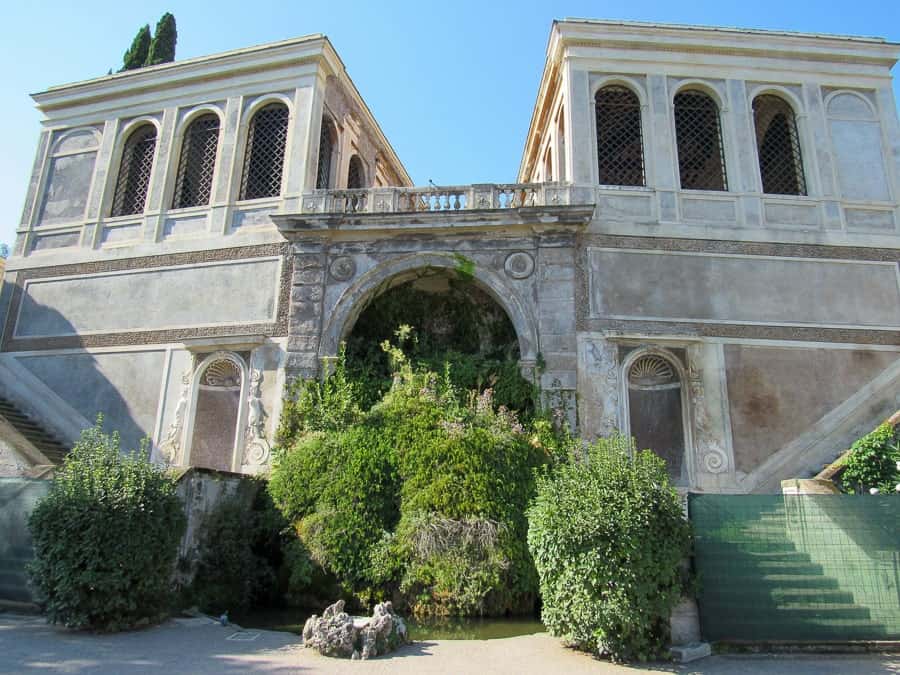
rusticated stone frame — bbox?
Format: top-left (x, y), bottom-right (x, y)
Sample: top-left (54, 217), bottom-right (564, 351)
top-left (574, 234), bottom-right (900, 345)
top-left (318, 251), bottom-right (541, 365)
top-left (1, 243), bottom-right (292, 352)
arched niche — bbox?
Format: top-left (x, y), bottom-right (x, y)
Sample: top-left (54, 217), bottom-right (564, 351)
top-left (185, 352), bottom-right (249, 472)
top-left (622, 349), bottom-right (691, 485)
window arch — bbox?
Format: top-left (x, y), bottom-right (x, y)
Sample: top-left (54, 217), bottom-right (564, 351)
top-left (595, 85), bottom-right (645, 186)
top-left (674, 90), bottom-right (727, 191)
top-left (316, 117), bottom-right (337, 189)
top-left (172, 113), bottom-right (220, 209)
top-left (239, 102), bottom-right (289, 200)
top-left (752, 95), bottom-right (806, 196)
top-left (626, 353), bottom-right (688, 484)
top-left (111, 124), bottom-right (157, 216)
top-left (347, 154), bottom-right (365, 189)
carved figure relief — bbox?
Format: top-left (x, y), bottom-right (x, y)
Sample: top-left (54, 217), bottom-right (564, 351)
top-left (243, 368), bottom-right (271, 467)
top-left (587, 340), bottom-right (620, 436)
top-left (687, 362), bottom-right (729, 474)
top-left (159, 368), bottom-right (192, 465)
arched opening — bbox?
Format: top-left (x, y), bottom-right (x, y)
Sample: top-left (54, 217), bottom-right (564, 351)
top-left (753, 94), bottom-right (806, 196)
top-left (342, 268), bottom-right (534, 414)
top-left (316, 117), bottom-right (338, 189)
top-left (111, 123), bottom-right (157, 216)
top-left (595, 85), bottom-right (645, 186)
top-left (189, 356), bottom-right (243, 471)
top-left (674, 89), bottom-right (727, 191)
top-left (626, 352), bottom-right (688, 484)
top-left (347, 154), bottom-right (365, 189)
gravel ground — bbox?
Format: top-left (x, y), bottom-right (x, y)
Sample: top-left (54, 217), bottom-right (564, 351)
top-left (1, 612), bottom-right (897, 674)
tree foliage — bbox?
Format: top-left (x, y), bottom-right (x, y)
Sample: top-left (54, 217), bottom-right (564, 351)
top-left (120, 24), bottom-right (151, 71)
top-left (119, 14), bottom-right (176, 72)
top-left (527, 435), bottom-right (692, 662)
top-left (146, 13), bottom-right (177, 66)
top-left (28, 419), bottom-right (185, 631)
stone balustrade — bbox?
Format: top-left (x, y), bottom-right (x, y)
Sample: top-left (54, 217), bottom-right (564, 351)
top-left (300, 183), bottom-right (574, 215)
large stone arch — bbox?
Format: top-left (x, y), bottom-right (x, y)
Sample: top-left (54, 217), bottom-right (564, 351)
top-left (319, 252), bottom-right (539, 366)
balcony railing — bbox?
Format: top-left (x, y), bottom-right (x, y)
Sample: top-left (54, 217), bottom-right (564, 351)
top-left (300, 183), bottom-right (574, 215)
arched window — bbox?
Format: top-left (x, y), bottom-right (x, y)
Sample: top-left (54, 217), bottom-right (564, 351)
top-left (111, 124), bottom-right (157, 216)
top-left (752, 95), bottom-right (806, 196)
top-left (627, 353), bottom-right (687, 484)
top-left (595, 85), bottom-right (645, 186)
top-left (239, 103), bottom-right (289, 200)
top-left (674, 90), bottom-right (727, 191)
top-left (172, 113), bottom-right (220, 209)
top-left (347, 154), bottom-right (365, 189)
top-left (316, 117), bottom-right (337, 189)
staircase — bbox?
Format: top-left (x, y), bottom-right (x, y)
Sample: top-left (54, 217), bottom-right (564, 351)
top-left (0, 478), bottom-right (51, 608)
top-left (0, 395), bottom-right (70, 466)
top-left (695, 502), bottom-right (889, 642)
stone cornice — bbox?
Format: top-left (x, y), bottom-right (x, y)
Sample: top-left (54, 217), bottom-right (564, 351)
top-left (271, 204), bottom-right (595, 239)
top-left (32, 35), bottom-right (331, 112)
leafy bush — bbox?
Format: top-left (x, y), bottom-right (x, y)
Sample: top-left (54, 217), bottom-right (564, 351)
top-left (527, 435), bottom-right (691, 662)
top-left (269, 354), bottom-right (552, 616)
top-left (841, 422), bottom-right (900, 494)
top-left (188, 481), bottom-right (288, 614)
top-left (28, 419), bottom-right (185, 631)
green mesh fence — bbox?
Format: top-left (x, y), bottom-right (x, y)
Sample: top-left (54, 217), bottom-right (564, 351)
top-left (0, 478), bottom-right (51, 604)
top-left (690, 494), bottom-right (899, 642)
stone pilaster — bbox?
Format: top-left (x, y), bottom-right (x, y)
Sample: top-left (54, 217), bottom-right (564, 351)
top-left (286, 241), bottom-right (327, 378)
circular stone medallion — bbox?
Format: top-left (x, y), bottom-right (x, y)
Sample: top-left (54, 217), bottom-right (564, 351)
top-left (504, 251), bottom-right (535, 279)
top-left (329, 256), bottom-right (356, 282)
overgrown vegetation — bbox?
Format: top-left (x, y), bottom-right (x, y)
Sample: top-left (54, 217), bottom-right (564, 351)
top-left (120, 13), bottom-right (177, 71)
top-left (527, 435), bottom-right (692, 662)
top-left (269, 340), bottom-right (556, 616)
top-left (841, 422), bottom-right (900, 494)
top-left (28, 418), bottom-right (185, 631)
top-left (186, 481), bottom-right (291, 614)
top-left (343, 278), bottom-right (535, 415)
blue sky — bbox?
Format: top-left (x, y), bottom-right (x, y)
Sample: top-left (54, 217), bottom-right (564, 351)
top-left (1, 0), bottom-right (899, 249)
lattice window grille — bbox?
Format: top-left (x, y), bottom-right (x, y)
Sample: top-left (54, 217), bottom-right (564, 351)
top-left (674, 91), bottom-right (728, 191)
top-left (111, 125), bottom-right (157, 216)
top-left (347, 155), bottom-right (364, 189)
top-left (239, 103), bottom-right (289, 200)
top-left (316, 119), bottom-right (336, 189)
top-left (753, 95), bottom-right (807, 196)
top-left (595, 86), bottom-right (645, 186)
top-left (172, 114), bottom-right (220, 209)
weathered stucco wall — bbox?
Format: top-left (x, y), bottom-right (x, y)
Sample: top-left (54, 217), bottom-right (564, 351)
top-left (724, 346), bottom-right (900, 472)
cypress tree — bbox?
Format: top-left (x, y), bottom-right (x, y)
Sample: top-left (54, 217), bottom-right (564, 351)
top-left (120, 25), bottom-right (151, 71)
top-left (146, 13), bottom-right (177, 66)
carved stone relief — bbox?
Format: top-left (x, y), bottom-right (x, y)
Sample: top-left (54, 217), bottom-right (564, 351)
top-left (159, 367), bottom-right (193, 465)
top-left (243, 368), bottom-right (271, 467)
top-left (504, 251), bottom-right (535, 279)
top-left (329, 256), bottom-right (356, 282)
top-left (588, 339), bottom-right (620, 437)
top-left (686, 351), bottom-right (729, 475)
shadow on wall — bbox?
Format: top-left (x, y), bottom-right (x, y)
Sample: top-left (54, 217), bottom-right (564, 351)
top-left (4, 298), bottom-right (150, 455)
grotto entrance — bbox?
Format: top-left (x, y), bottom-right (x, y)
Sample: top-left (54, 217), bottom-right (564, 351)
top-left (342, 268), bottom-right (535, 415)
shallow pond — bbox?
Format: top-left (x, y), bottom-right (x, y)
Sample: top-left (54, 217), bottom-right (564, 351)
top-left (232, 608), bottom-right (545, 641)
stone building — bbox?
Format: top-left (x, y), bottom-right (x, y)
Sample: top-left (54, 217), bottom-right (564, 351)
top-left (1, 20), bottom-right (899, 493)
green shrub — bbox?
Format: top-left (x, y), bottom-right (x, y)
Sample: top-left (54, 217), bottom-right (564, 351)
top-left (527, 435), bottom-right (691, 662)
top-left (189, 481), bottom-right (288, 614)
top-left (28, 419), bottom-right (185, 631)
top-left (269, 356), bottom-right (552, 615)
top-left (841, 422), bottom-right (900, 494)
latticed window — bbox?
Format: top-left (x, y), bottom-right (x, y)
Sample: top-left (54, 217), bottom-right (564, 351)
top-left (347, 155), bottom-right (364, 189)
top-left (753, 95), bottom-right (806, 196)
top-left (595, 86), bottom-right (644, 186)
top-left (239, 103), bottom-right (288, 200)
top-left (316, 118), bottom-right (337, 189)
top-left (172, 114), bottom-right (220, 209)
top-left (674, 90), bottom-right (728, 191)
top-left (111, 124), bottom-right (157, 216)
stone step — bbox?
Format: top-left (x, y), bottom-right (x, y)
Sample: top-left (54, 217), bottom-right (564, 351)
top-left (0, 395), bottom-right (69, 465)
top-left (700, 587), bottom-right (856, 605)
top-left (699, 602), bottom-right (873, 620)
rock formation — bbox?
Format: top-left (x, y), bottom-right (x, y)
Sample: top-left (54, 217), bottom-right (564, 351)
top-left (302, 600), bottom-right (409, 660)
